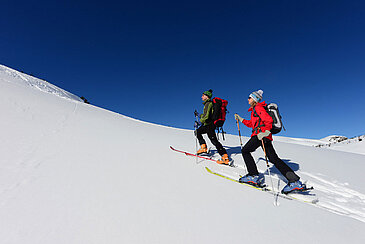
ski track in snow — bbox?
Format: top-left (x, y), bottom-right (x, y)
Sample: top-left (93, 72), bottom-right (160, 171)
top-left (300, 171), bottom-right (365, 222)
top-left (203, 155), bottom-right (365, 223)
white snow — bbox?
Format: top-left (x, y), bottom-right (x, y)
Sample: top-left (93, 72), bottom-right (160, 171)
top-left (0, 65), bottom-right (364, 243)
top-left (274, 135), bottom-right (365, 156)
top-left (0, 65), bottom-right (82, 102)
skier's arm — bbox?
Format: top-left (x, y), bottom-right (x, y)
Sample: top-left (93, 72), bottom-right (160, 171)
top-left (242, 118), bottom-right (253, 128)
top-left (200, 102), bottom-right (213, 124)
top-left (255, 106), bottom-right (273, 132)
top-left (235, 113), bottom-right (252, 128)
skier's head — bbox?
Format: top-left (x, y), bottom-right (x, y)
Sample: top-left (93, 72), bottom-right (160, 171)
top-left (249, 89), bottom-right (263, 103)
top-left (248, 89), bottom-right (263, 107)
top-left (202, 89), bottom-right (213, 101)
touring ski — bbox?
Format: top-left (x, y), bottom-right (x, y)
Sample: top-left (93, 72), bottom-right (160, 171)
top-left (170, 146), bottom-right (216, 162)
top-left (205, 167), bottom-right (318, 204)
top-left (170, 146), bottom-right (235, 167)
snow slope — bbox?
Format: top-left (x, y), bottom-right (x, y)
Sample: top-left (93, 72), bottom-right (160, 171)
top-left (0, 65), bottom-right (81, 102)
top-left (274, 135), bottom-right (365, 156)
top-left (0, 66), bottom-right (364, 244)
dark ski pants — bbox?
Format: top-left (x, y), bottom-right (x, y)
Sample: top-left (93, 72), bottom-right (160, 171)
top-left (241, 136), bottom-right (300, 183)
top-left (196, 124), bottom-right (227, 156)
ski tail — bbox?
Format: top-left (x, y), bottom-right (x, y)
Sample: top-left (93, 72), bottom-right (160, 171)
top-left (205, 167), bottom-right (318, 204)
top-left (170, 146), bottom-right (217, 162)
top-left (171, 146), bottom-right (236, 167)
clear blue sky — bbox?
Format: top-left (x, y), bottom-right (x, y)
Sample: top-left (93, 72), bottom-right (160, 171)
top-left (1, 0), bottom-right (364, 139)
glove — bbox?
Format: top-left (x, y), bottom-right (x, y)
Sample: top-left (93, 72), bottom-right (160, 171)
top-left (234, 113), bottom-right (244, 123)
top-left (257, 130), bottom-right (271, 140)
top-left (194, 110), bottom-right (200, 117)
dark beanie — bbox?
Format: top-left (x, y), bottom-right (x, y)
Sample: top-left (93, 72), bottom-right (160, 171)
top-left (203, 89), bottom-right (213, 98)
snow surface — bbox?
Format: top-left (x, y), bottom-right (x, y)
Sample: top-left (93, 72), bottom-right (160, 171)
top-left (0, 65), bottom-right (364, 243)
top-left (274, 135), bottom-right (365, 156)
top-left (0, 65), bottom-right (81, 102)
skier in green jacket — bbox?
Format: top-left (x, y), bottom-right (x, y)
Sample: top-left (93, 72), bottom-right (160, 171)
top-left (196, 89), bottom-right (229, 165)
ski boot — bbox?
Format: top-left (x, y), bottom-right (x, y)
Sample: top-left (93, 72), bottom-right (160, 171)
top-left (281, 180), bottom-right (305, 194)
top-left (239, 174), bottom-right (264, 187)
top-left (197, 144), bottom-right (208, 155)
top-left (217, 154), bottom-right (230, 165)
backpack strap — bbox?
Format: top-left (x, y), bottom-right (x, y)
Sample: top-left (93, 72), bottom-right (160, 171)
top-left (252, 107), bottom-right (265, 134)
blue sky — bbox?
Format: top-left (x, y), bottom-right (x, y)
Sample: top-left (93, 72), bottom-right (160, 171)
top-left (1, 0), bottom-right (364, 139)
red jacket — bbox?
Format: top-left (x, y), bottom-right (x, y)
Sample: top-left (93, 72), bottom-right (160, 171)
top-left (242, 101), bottom-right (273, 141)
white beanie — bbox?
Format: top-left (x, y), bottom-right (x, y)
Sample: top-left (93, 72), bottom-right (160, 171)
top-left (249, 89), bottom-right (263, 102)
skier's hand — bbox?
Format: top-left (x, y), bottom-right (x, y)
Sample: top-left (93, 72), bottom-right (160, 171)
top-left (234, 113), bottom-right (244, 123)
top-left (257, 130), bottom-right (271, 140)
top-left (194, 110), bottom-right (200, 117)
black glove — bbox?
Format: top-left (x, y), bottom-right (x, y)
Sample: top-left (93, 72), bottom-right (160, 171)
top-left (194, 110), bottom-right (199, 117)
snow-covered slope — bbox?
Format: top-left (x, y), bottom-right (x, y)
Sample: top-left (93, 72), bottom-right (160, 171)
top-left (316, 135), bottom-right (365, 155)
top-left (0, 65), bottom-right (81, 102)
top-left (274, 135), bottom-right (365, 156)
top-left (0, 66), bottom-right (364, 244)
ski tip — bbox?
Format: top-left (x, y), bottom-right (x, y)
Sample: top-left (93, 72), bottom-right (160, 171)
top-left (205, 167), bottom-right (213, 173)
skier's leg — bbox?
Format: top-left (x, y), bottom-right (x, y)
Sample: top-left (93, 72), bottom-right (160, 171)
top-left (196, 125), bottom-right (207, 145)
top-left (241, 136), bottom-right (261, 175)
top-left (262, 138), bottom-right (300, 182)
top-left (196, 125), bottom-right (209, 154)
top-left (207, 124), bottom-right (227, 156)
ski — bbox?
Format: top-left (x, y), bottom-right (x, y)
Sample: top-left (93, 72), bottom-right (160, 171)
top-left (170, 146), bottom-right (217, 162)
top-left (205, 167), bottom-right (319, 204)
top-left (170, 146), bottom-right (235, 167)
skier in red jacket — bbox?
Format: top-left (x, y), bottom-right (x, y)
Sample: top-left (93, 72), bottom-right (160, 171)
top-left (235, 89), bottom-right (305, 194)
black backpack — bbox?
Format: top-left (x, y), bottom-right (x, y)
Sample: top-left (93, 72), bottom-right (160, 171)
top-left (265, 103), bottom-right (284, 134)
top-left (253, 103), bottom-right (284, 134)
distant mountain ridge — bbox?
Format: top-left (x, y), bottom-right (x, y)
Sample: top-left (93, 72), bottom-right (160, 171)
top-left (0, 64), bottom-right (81, 102)
top-left (315, 135), bottom-right (365, 153)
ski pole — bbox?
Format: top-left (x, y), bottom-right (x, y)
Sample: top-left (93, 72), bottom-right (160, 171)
top-left (236, 119), bottom-right (243, 149)
top-left (194, 126), bottom-right (198, 164)
top-left (261, 139), bottom-right (277, 196)
top-left (236, 118), bottom-right (247, 173)
top-left (194, 111), bottom-right (200, 164)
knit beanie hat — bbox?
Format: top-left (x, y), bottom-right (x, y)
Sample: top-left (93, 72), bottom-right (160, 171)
top-left (249, 89), bottom-right (263, 102)
top-left (203, 89), bottom-right (213, 98)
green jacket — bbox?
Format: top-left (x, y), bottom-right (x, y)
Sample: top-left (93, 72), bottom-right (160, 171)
top-left (200, 99), bottom-right (213, 125)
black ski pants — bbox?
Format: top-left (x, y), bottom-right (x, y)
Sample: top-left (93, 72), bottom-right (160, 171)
top-left (241, 136), bottom-right (300, 183)
top-left (196, 124), bottom-right (227, 156)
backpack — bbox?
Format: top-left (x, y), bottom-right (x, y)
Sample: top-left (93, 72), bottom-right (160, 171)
top-left (253, 103), bottom-right (284, 135)
top-left (211, 97), bottom-right (228, 127)
top-left (211, 97), bottom-right (228, 140)
top-left (265, 103), bottom-right (283, 134)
